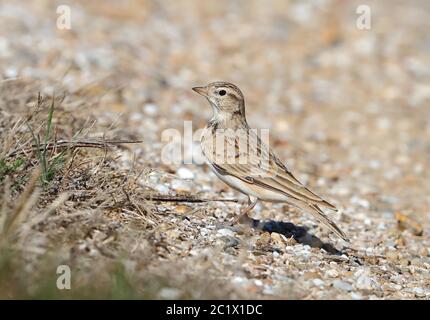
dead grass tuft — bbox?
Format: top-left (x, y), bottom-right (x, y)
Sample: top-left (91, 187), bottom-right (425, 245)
top-left (0, 79), bottom-right (252, 299)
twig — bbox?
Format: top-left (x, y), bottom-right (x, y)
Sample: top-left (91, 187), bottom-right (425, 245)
top-left (6, 139), bottom-right (143, 157)
top-left (72, 189), bottom-right (239, 204)
top-left (143, 195), bottom-right (239, 203)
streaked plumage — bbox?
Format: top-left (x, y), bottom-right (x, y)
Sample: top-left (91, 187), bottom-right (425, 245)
top-left (192, 81), bottom-right (348, 241)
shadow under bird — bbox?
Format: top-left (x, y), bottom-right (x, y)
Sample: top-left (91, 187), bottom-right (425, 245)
top-left (192, 81), bottom-right (348, 242)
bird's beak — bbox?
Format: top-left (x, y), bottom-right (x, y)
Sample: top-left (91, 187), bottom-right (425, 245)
top-left (192, 86), bottom-right (208, 97)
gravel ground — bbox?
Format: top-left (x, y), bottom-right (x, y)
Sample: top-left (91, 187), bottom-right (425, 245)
top-left (0, 0), bottom-right (429, 299)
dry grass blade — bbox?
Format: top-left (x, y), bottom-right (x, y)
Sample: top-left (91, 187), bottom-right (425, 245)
top-left (0, 118), bottom-right (24, 159)
top-left (0, 177), bottom-right (11, 235)
top-left (0, 168), bottom-right (41, 244)
top-left (28, 192), bottom-right (70, 228)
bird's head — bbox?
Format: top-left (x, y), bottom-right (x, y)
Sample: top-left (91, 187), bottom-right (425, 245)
top-left (192, 81), bottom-right (246, 119)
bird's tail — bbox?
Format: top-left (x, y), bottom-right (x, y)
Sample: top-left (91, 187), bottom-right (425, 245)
top-left (308, 204), bottom-right (349, 242)
top-left (288, 199), bottom-right (349, 242)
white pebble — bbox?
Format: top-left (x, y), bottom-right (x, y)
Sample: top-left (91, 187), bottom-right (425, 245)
top-left (254, 280), bottom-right (263, 286)
top-left (313, 279), bottom-right (325, 287)
top-left (177, 167), bottom-right (195, 179)
top-left (158, 287), bottom-right (181, 299)
top-left (354, 269), bottom-right (379, 290)
top-left (171, 179), bottom-right (191, 191)
top-left (217, 228), bottom-right (235, 237)
top-left (333, 280), bottom-right (353, 291)
top-left (155, 184), bottom-right (169, 194)
top-left (412, 287), bottom-right (425, 297)
top-left (143, 103), bottom-right (158, 115)
top-left (326, 269), bottom-right (339, 278)
top-left (350, 292), bottom-right (363, 300)
top-left (232, 277), bottom-right (245, 284)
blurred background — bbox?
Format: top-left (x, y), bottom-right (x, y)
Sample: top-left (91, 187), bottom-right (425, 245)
top-left (0, 0), bottom-right (429, 299)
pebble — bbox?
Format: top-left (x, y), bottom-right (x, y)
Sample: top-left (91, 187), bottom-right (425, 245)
top-left (254, 280), bottom-right (263, 286)
top-left (419, 247), bottom-right (429, 257)
top-left (155, 184), bottom-right (169, 194)
top-left (333, 280), bottom-right (353, 291)
top-left (143, 103), bottom-right (158, 116)
top-left (354, 269), bottom-right (379, 290)
top-left (326, 269), bottom-right (339, 278)
top-left (312, 279), bottom-right (325, 287)
top-left (262, 287), bottom-right (274, 295)
top-left (217, 228), bottom-right (236, 237)
top-left (158, 287), bottom-right (181, 299)
top-left (350, 292), bottom-right (363, 300)
top-left (232, 277), bottom-right (246, 284)
top-left (222, 236), bottom-right (239, 249)
top-left (177, 167), bottom-right (195, 179)
top-left (412, 287), bottom-right (425, 297)
top-left (171, 179), bottom-right (191, 192)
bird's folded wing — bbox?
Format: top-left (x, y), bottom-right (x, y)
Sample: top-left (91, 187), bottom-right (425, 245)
top-left (206, 130), bottom-right (337, 211)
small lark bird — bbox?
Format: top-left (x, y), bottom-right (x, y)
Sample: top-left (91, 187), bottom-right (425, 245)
top-left (192, 81), bottom-right (348, 241)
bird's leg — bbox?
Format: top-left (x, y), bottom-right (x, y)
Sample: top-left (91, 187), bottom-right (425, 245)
top-left (230, 196), bottom-right (258, 225)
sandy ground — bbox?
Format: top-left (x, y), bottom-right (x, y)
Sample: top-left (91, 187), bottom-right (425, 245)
top-left (0, 0), bottom-right (429, 299)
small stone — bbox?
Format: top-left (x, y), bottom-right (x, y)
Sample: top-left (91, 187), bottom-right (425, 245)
top-left (217, 228), bottom-right (235, 237)
top-left (254, 280), bottom-right (263, 286)
top-left (326, 269), bottom-right (339, 278)
top-left (386, 251), bottom-right (398, 261)
top-left (270, 232), bottom-right (286, 243)
top-left (213, 208), bottom-right (228, 220)
top-left (333, 280), bottom-right (353, 291)
top-left (143, 103), bottom-right (158, 115)
top-left (158, 287), bottom-right (181, 299)
top-left (177, 167), bottom-right (195, 179)
top-left (313, 279), bottom-right (325, 287)
top-left (419, 247), bottom-right (429, 257)
top-left (395, 212), bottom-right (423, 236)
top-left (392, 284), bottom-right (402, 291)
top-left (304, 271), bottom-right (319, 280)
top-left (223, 237), bottom-right (239, 251)
top-left (262, 287), bottom-right (274, 295)
top-left (270, 232), bottom-right (287, 249)
top-left (350, 292), bottom-right (363, 300)
top-left (232, 277), bottom-right (246, 284)
top-left (155, 184), bottom-right (169, 194)
top-left (171, 179), bottom-right (191, 192)
top-left (175, 205), bottom-right (189, 214)
top-left (355, 270), bottom-right (379, 290)
top-left (412, 287), bottom-right (425, 297)
top-left (256, 232), bottom-right (272, 246)
top-left (399, 259), bottom-right (410, 266)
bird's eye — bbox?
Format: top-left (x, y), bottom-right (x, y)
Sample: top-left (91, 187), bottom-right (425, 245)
top-left (218, 89), bottom-right (226, 96)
